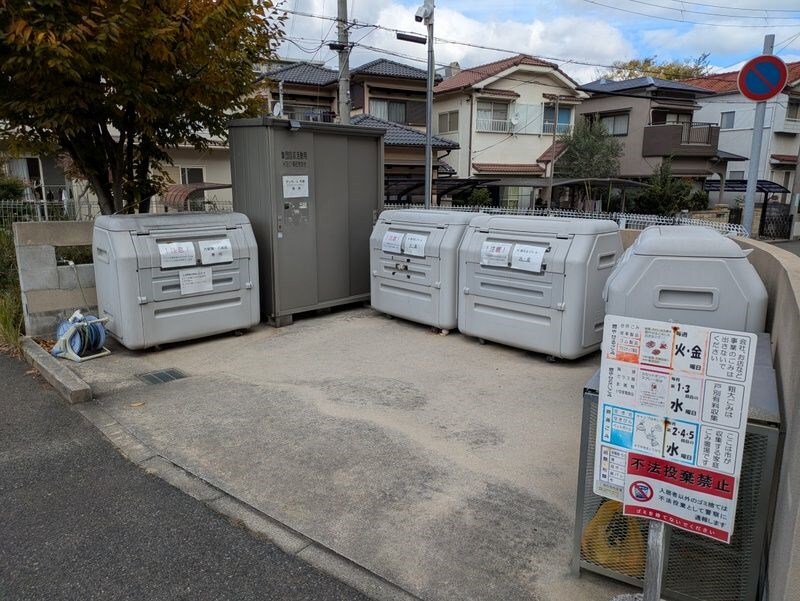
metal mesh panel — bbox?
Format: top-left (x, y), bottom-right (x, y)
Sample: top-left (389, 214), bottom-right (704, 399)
top-left (579, 392), bottom-right (775, 601)
top-left (383, 204), bottom-right (751, 238)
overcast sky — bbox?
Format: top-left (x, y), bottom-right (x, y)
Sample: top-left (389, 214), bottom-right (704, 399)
top-left (276, 0), bottom-right (800, 83)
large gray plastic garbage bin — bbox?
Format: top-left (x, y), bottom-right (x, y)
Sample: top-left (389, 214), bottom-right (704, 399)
top-left (370, 209), bottom-right (473, 331)
top-left (93, 212), bottom-right (260, 349)
top-left (458, 215), bottom-right (622, 359)
top-left (603, 226), bottom-right (767, 332)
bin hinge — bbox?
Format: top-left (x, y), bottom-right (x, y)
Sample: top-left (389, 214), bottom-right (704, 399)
top-left (463, 287), bottom-right (470, 295)
top-left (556, 301), bottom-right (566, 311)
top-left (137, 296), bottom-right (149, 305)
top-left (245, 281), bottom-right (253, 289)
top-left (433, 281), bottom-right (441, 289)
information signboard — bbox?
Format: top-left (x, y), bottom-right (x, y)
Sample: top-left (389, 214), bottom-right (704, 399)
top-left (593, 315), bottom-right (757, 543)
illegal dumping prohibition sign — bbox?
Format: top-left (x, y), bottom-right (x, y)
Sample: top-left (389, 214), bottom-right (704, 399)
top-left (737, 54), bottom-right (788, 102)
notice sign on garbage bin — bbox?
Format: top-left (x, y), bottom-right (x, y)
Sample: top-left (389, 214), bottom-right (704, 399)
top-left (593, 315), bottom-right (757, 543)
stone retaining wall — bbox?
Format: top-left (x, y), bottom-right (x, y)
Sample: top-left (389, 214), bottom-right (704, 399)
top-left (13, 221), bottom-right (96, 337)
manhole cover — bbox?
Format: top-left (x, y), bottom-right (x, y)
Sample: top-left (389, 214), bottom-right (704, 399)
top-left (136, 368), bottom-right (187, 385)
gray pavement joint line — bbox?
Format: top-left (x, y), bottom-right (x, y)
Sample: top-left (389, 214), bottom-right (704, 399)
top-left (73, 400), bottom-right (423, 601)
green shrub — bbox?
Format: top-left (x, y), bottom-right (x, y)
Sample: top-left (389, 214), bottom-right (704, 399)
top-left (0, 229), bottom-right (22, 354)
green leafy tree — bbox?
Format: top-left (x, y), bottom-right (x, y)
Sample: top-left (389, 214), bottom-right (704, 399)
top-left (601, 54), bottom-right (710, 81)
top-left (629, 159), bottom-right (709, 215)
top-left (0, 1), bottom-right (285, 214)
top-left (557, 118), bottom-right (623, 201)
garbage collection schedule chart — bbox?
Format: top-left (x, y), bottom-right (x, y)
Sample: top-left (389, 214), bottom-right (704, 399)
top-left (592, 315), bottom-right (757, 543)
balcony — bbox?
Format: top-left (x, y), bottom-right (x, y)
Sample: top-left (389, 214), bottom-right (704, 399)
top-left (775, 116), bottom-right (800, 135)
top-left (476, 118), bottom-right (510, 133)
top-left (642, 122), bottom-right (719, 158)
top-left (542, 122), bottom-right (572, 135)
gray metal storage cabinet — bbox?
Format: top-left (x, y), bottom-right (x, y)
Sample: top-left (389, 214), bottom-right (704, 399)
top-left (93, 212), bottom-right (259, 350)
top-left (228, 117), bottom-right (384, 326)
top-left (458, 215), bottom-right (622, 359)
top-left (603, 226), bottom-right (767, 333)
top-left (574, 341), bottom-right (780, 601)
top-left (370, 209), bottom-right (473, 330)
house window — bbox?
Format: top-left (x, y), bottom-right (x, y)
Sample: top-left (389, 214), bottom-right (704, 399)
top-left (600, 113), bottom-right (629, 136)
top-left (284, 104), bottom-right (332, 122)
top-left (729, 170), bottom-right (745, 180)
top-left (787, 100), bottom-right (800, 121)
top-left (720, 112), bottom-right (735, 129)
top-left (438, 110), bottom-right (459, 133)
top-left (476, 101), bottom-right (509, 132)
top-left (180, 166), bottom-right (206, 207)
top-left (543, 106), bottom-right (572, 134)
top-left (369, 99), bottom-right (407, 124)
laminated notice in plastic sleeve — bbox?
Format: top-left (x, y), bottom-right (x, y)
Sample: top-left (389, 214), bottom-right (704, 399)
top-left (403, 233), bottom-right (428, 257)
top-left (511, 244), bottom-right (546, 272)
top-left (282, 175), bottom-right (309, 198)
top-left (199, 238), bottom-right (233, 265)
top-left (381, 231), bottom-right (404, 254)
top-left (158, 242), bottom-right (196, 268)
top-left (179, 266), bottom-right (213, 295)
top-left (480, 241), bottom-right (512, 267)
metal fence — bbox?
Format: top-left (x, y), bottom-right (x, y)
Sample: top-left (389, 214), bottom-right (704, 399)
top-left (383, 204), bottom-right (752, 238)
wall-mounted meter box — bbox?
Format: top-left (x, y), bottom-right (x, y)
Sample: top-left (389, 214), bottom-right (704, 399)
top-left (93, 212), bottom-right (259, 350)
top-left (229, 118), bottom-right (384, 326)
top-left (458, 215), bottom-right (622, 359)
top-left (603, 226), bottom-right (767, 332)
top-left (370, 209), bottom-right (474, 330)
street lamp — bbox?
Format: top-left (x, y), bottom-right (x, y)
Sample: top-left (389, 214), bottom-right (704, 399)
top-left (397, 0), bottom-right (434, 209)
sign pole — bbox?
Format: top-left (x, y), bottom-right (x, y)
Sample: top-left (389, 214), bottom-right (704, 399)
top-left (742, 34), bottom-right (774, 236)
top-left (643, 521), bottom-right (667, 601)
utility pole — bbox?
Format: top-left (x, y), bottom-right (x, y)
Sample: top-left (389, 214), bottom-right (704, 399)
top-left (336, 0), bottom-right (350, 124)
top-left (742, 34), bottom-right (774, 236)
top-left (544, 94), bottom-right (568, 209)
top-left (422, 0), bottom-right (435, 209)
top-left (278, 81), bottom-right (284, 117)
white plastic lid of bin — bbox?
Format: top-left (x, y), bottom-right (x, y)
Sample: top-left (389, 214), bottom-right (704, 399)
top-left (94, 212), bottom-right (252, 233)
top-left (467, 214), bottom-right (619, 235)
top-left (631, 225), bottom-right (747, 258)
top-left (379, 209), bottom-right (475, 226)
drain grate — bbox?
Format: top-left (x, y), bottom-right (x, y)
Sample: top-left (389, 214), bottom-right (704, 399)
top-left (136, 368), bottom-right (187, 385)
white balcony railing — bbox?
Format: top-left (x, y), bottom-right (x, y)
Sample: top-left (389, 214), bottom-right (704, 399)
top-left (542, 122), bottom-right (572, 135)
top-left (476, 118), bottom-right (510, 133)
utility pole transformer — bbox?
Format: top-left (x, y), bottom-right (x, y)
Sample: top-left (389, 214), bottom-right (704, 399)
top-left (336, 0), bottom-right (350, 124)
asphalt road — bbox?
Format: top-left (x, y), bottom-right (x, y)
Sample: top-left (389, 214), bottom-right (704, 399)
top-left (0, 353), bottom-right (369, 601)
top-left (772, 240), bottom-right (800, 257)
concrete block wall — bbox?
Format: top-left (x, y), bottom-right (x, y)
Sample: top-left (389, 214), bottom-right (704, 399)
top-left (12, 221), bottom-right (97, 337)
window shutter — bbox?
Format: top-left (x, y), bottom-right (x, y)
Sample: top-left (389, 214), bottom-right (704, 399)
top-left (407, 101), bottom-right (426, 125)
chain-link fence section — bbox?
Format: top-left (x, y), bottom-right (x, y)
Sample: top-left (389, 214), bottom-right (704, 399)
top-left (383, 204), bottom-right (752, 238)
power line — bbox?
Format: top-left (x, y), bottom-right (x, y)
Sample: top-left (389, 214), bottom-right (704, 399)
top-left (652, 0), bottom-right (800, 13)
top-left (581, 0), bottom-right (800, 27)
top-left (623, 0), bottom-right (800, 20)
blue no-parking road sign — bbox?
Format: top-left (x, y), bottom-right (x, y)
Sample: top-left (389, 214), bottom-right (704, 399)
top-left (737, 55), bottom-right (789, 102)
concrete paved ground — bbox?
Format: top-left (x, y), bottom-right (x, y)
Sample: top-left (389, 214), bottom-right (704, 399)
top-left (0, 353), bottom-right (369, 601)
top-left (70, 308), bottom-right (634, 601)
top-left (772, 240), bottom-right (800, 257)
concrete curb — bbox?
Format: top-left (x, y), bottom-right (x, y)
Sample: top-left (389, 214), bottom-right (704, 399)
top-left (75, 401), bottom-right (423, 601)
top-left (21, 336), bottom-right (92, 404)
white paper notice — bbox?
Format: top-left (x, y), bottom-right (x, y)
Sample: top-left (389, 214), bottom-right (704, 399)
top-left (199, 238), bottom-right (233, 265)
top-left (480, 241), bottom-right (512, 267)
top-left (403, 233), bottom-right (428, 257)
top-left (381, 231), bottom-right (404, 254)
top-left (282, 175), bottom-right (309, 198)
top-left (158, 242), bottom-right (196, 268)
top-left (511, 244), bottom-right (546, 272)
top-left (179, 267), bottom-right (213, 295)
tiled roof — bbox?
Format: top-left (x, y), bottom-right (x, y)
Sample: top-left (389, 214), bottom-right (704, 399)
top-left (351, 58), bottom-right (440, 81)
top-left (537, 141), bottom-right (568, 164)
top-left (267, 62), bottom-right (338, 87)
top-left (579, 76), bottom-right (714, 95)
top-left (351, 114), bottom-right (459, 149)
top-left (683, 61), bottom-right (800, 94)
top-left (472, 162), bottom-right (545, 174)
top-left (435, 54), bottom-right (563, 94)
top-left (771, 153), bottom-right (798, 163)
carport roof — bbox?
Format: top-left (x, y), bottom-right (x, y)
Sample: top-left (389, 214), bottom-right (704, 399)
top-left (703, 179), bottom-right (790, 194)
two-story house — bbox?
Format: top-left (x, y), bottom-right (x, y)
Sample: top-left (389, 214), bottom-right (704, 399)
top-left (684, 62), bottom-right (800, 203)
top-left (574, 77), bottom-right (745, 195)
top-left (433, 54), bottom-right (587, 205)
